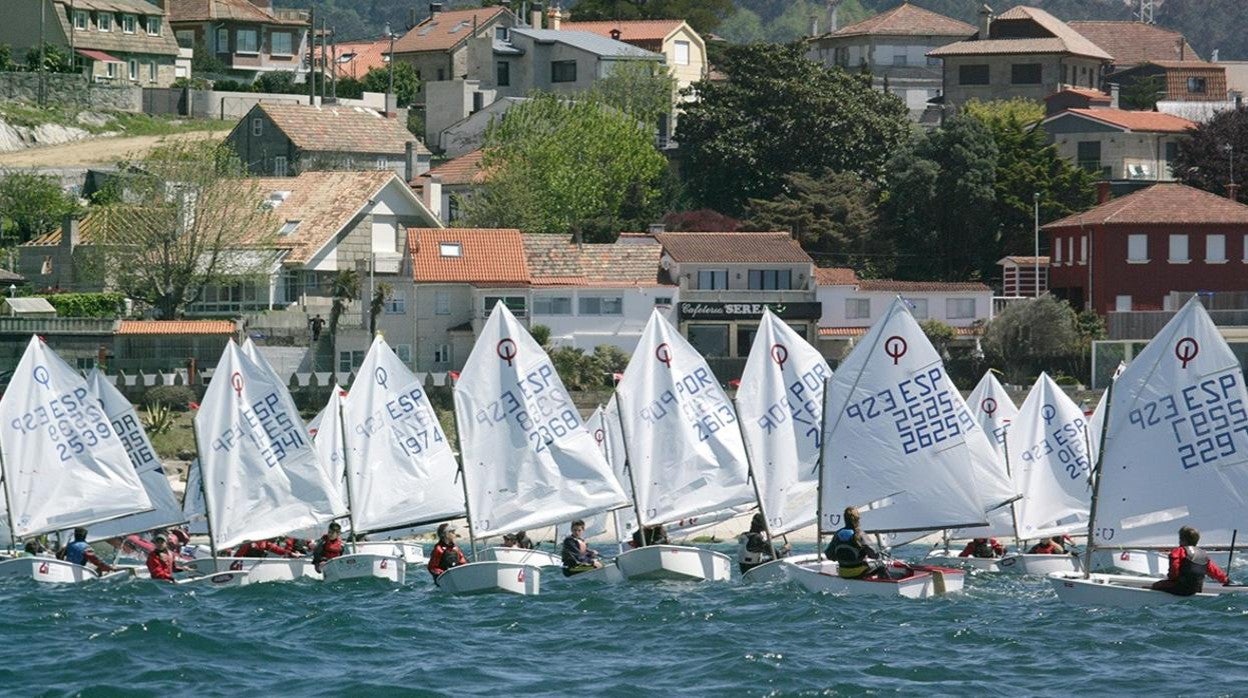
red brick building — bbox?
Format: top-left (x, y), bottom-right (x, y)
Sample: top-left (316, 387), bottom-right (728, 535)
top-left (1044, 183), bottom-right (1248, 315)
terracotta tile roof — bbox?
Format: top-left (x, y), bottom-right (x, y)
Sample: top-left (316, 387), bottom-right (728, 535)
top-left (118, 320), bottom-right (236, 335)
top-left (409, 228), bottom-right (528, 285)
top-left (1144, 60), bottom-right (1221, 70)
top-left (1044, 87), bottom-right (1110, 102)
top-left (393, 6), bottom-right (508, 54)
top-left (1067, 21), bottom-right (1199, 66)
top-left (424, 149), bottom-right (488, 186)
top-left (930, 6), bottom-right (1111, 61)
top-left (655, 232), bottom-right (812, 264)
top-left (1047, 108), bottom-right (1195, 133)
top-left (167, 0), bottom-right (306, 26)
top-left (820, 325), bottom-right (982, 338)
top-left (252, 103), bottom-right (428, 155)
top-left (856, 279), bottom-right (991, 293)
top-left (814, 267), bottom-right (858, 285)
top-left (332, 38), bottom-right (391, 80)
top-left (560, 19), bottom-right (686, 44)
top-left (824, 3), bottom-right (974, 39)
top-left (253, 171), bottom-right (406, 264)
top-left (1044, 183), bottom-right (1248, 228)
top-left (998, 255), bottom-right (1050, 265)
top-left (523, 234), bottom-right (665, 287)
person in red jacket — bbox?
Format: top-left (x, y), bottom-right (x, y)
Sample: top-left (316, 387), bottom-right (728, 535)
top-left (958, 537), bottom-right (1006, 558)
top-left (235, 538), bottom-right (301, 558)
top-left (1028, 535), bottom-right (1070, 555)
top-left (146, 535), bottom-right (188, 582)
top-left (427, 523), bottom-right (468, 580)
top-left (1151, 526), bottom-right (1231, 596)
top-left (311, 522), bottom-right (345, 573)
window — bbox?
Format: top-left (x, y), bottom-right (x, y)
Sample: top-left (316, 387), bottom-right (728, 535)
top-left (1244, 234), bottom-right (1248, 262)
top-left (687, 324), bottom-right (730, 358)
top-left (273, 155), bottom-right (287, 176)
top-left (1076, 141), bottom-right (1101, 172)
top-left (97, 12), bottom-right (112, 31)
top-left (958, 64), bottom-right (989, 85)
top-left (338, 350), bottom-right (365, 373)
top-left (74, 10), bottom-right (89, 30)
top-left (237, 28), bottom-right (259, 53)
top-left (655, 296), bottom-right (672, 307)
top-left (1080, 235), bottom-right (1088, 265)
top-left (834, 47), bottom-right (849, 67)
top-left (439, 242), bottom-right (461, 257)
top-left (1169, 234), bottom-right (1189, 263)
top-left (846, 298), bottom-right (870, 320)
top-left (251, 117), bottom-right (262, 136)
top-left (41, 256), bottom-right (52, 275)
top-left (436, 68), bottom-right (444, 80)
top-left (371, 216), bottom-right (397, 254)
top-left (375, 156), bottom-right (389, 171)
top-left (271, 32), bottom-right (293, 55)
top-left (106, 62), bottom-right (117, 78)
top-left (533, 296), bottom-right (572, 315)
top-left (176, 30), bottom-right (194, 47)
top-left (1128, 234), bottom-right (1148, 262)
top-left (146, 16), bottom-right (161, 36)
top-left (893, 54), bottom-right (907, 67)
top-left (1207, 234), bottom-right (1226, 263)
top-left (128, 59), bottom-right (138, 81)
top-left (674, 40), bottom-right (690, 66)
top-left (384, 294), bottom-right (406, 314)
top-left (551, 60), bottom-right (577, 83)
top-left (747, 269), bottom-right (792, 290)
top-left (433, 344), bottom-right (452, 365)
top-left (395, 344), bottom-right (412, 365)
top-left (1053, 236), bottom-right (1062, 264)
top-left (122, 14), bottom-right (136, 33)
top-left (1165, 141), bottom-right (1179, 163)
top-left (148, 62), bottom-right (157, 83)
top-left (927, 55), bottom-right (941, 67)
top-left (278, 219), bottom-right (299, 235)
top-left (494, 26), bottom-right (509, 41)
top-left (435, 291), bottom-right (450, 315)
top-left (217, 27), bottom-right (229, 53)
top-left (1067, 237), bottom-right (1075, 266)
top-left (484, 296), bottom-right (526, 317)
top-left (579, 296), bottom-right (623, 316)
top-left (1187, 77), bottom-right (1207, 94)
top-left (947, 298), bottom-right (976, 319)
top-left (1011, 63), bottom-right (1042, 84)
top-left (908, 298), bottom-right (929, 319)
top-left (1115, 295), bottom-right (1132, 312)
top-left (696, 269), bottom-right (728, 289)
top-left (496, 60), bottom-right (510, 86)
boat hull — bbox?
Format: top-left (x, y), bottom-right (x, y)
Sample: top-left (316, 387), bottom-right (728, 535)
top-left (740, 553), bottom-right (820, 584)
top-left (171, 570), bottom-right (250, 587)
top-left (565, 560), bottom-right (624, 583)
top-left (785, 559), bottom-right (964, 598)
top-left (615, 545), bottom-right (732, 582)
top-left (924, 549), bottom-right (1003, 572)
top-left (1048, 571), bottom-right (1248, 607)
top-left (320, 553), bottom-right (405, 584)
top-left (476, 547), bottom-right (562, 568)
top-left (997, 553), bottom-right (1083, 576)
top-left (0, 557), bottom-right (100, 584)
top-left (436, 561), bottom-right (540, 595)
top-left (354, 541), bottom-right (425, 565)
top-left (185, 557), bottom-right (317, 582)
top-left (1091, 549), bottom-right (1168, 575)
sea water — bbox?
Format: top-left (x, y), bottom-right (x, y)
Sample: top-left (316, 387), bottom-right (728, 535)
top-left (2, 543), bottom-right (1245, 696)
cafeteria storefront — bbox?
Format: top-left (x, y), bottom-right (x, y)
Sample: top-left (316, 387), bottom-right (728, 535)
top-left (679, 301), bottom-right (822, 358)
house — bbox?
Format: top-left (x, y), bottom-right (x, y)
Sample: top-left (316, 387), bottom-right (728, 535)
top-left (225, 103), bottom-right (431, 180)
top-left (0, 0), bottom-right (180, 87)
top-left (390, 4), bottom-right (519, 100)
top-left (1043, 183), bottom-right (1248, 314)
top-left (1043, 86), bottom-right (1112, 116)
top-left (997, 255), bottom-right (1050, 297)
top-left (560, 18), bottom-right (707, 95)
top-left (1066, 21), bottom-right (1200, 73)
top-left (166, 0), bottom-right (309, 82)
top-left (332, 37), bottom-right (390, 81)
top-left (1110, 61), bottom-right (1228, 103)
top-left (1, 297), bottom-right (57, 318)
top-left (807, 3), bottom-right (975, 121)
top-left (414, 148), bottom-right (488, 224)
top-left (927, 5), bottom-right (1112, 112)
top-left (1040, 108), bottom-right (1195, 181)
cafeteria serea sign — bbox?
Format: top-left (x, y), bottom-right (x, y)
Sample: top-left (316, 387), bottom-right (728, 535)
top-left (678, 301), bottom-right (821, 321)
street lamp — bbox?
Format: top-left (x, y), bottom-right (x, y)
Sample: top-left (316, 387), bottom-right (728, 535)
top-left (1033, 192), bottom-right (1041, 298)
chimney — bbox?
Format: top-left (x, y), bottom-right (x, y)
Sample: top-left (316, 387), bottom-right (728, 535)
top-left (827, 0), bottom-right (842, 32)
top-left (1096, 181), bottom-right (1112, 204)
top-left (647, 222), bottom-right (666, 235)
top-left (530, 2), bottom-right (543, 29)
top-left (978, 4), bottom-right (993, 40)
top-left (247, 0), bottom-right (273, 10)
top-left (429, 2), bottom-right (443, 17)
top-left (610, 28), bottom-right (621, 41)
top-left (1227, 183), bottom-right (1241, 202)
top-left (1177, 38), bottom-right (1184, 61)
top-left (408, 8), bottom-right (418, 29)
top-left (809, 15), bottom-right (819, 37)
top-left (1109, 83), bottom-right (1119, 109)
top-left (404, 141), bottom-right (415, 183)
top-left (549, 6), bottom-right (561, 31)
top-left (422, 175), bottom-right (443, 222)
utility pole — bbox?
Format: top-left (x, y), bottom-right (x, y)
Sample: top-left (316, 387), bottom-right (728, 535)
top-left (39, 0), bottom-right (47, 107)
top-left (307, 7), bottom-right (316, 105)
top-left (1033, 192), bottom-right (1041, 298)
top-left (319, 17), bottom-right (327, 101)
top-left (385, 22), bottom-right (396, 111)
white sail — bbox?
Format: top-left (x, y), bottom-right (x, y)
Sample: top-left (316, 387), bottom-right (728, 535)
top-left (0, 336), bottom-right (151, 538)
top-left (181, 458), bottom-right (207, 535)
top-left (343, 336), bottom-right (463, 533)
top-left (617, 310), bottom-right (753, 527)
top-left (1007, 373), bottom-right (1092, 540)
top-left (560, 406), bottom-right (618, 540)
top-left (195, 340), bottom-right (341, 549)
top-left (735, 308), bottom-right (830, 535)
top-left (1088, 362), bottom-right (1126, 466)
top-left (309, 385), bottom-right (350, 514)
top-left (1093, 298), bottom-right (1248, 548)
top-left (818, 298), bottom-right (988, 534)
top-left (454, 303), bottom-right (627, 538)
top-left (956, 370), bottom-right (1024, 537)
top-left (967, 370), bottom-right (1019, 461)
top-left (80, 370), bottom-right (185, 539)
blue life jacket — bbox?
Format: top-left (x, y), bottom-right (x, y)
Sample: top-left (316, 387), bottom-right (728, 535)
top-left (828, 527), bottom-right (866, 566)
top-left (64, 540), bottom-right (90, 566)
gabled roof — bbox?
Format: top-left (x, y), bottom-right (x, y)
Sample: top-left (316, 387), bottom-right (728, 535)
top-left (392, 6), bottom-right (509, 54)
top-left (57, 0), bottom-right (180, 56)
top-left (408, 228), bottom-right (528, 286)
top-left (118, 320), bottom-right (236, 335)
top-left (246, 103), bottom-right (428, 155)
top-left (1131, 60), bottom-right (1223, 71)
top-left (560, 19), bottom-right (688, 44)
top-left (1044, 87), bottom-right (1111, 103)
top-left (1044, 183), bottom-right (1248, 228)
top-left (928, 5), bottom-right (1111, 60)
top-left (1044, 108), bottom-right (1195, 133)
top-left (167, 0), bottom-right (307, 26)
top-left (998, 255), bottom-right (1050, 265)
top-left (1067, 21), bottom-right (1199, 66)
top-left (814, 267), bottom-right (858, 285)
top-left (424, 149), bottom-right (488, 186)
top-left (332, 38), bottom-right (390, 80)
top-left (655, 232), bottom-right (812, 264)
top-left (523, 234), bottom-right (666, 287)
top-left (509, 28), bottom-right (662, 59)
top-left (856, 279), bottom-right (990, 293)
top-left (823, 3), bottom-right (974, 39)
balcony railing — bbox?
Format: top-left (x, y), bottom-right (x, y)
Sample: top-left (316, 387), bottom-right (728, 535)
top-left (0, 317), bottom-right (117, 335)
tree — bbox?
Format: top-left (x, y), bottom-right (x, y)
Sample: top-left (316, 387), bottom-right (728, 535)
top-left (981, 296), bottom-right (1082, 383)
top-left (568, 0), bottom-right (736, 34)
top-left (24, 44), bottom-right (75, 73)
top-left (1171, 107), bottom-right (1248, 204)
top-left (462, 93), bottom-right (667, 234)
top-left (254, 70), bottom-right (298, 94)
top-left (530, 324), bottom-right (552, 347)
top-left (328, 269), bottom-right (359, 342)
top-left (1119, 75), bottom-right (1166, 111)
top-left (89, 142), bottom-right (276, 319)
top-left (676, 43), bottom-right (909, 216)
top-left (369, 282), bottom-right (393, 337)
top-left (919, 319), bottom-right (956, 358)
top-left (191, 41), bottom-right (228, 75)
top-left (743, 170), bottom-right (890, 274)
top-left (588, 61), bottom-right (677, 129)
top-left (361, 63), bottom-right (420, 107)
top-left (662, 209), bottom-right (741, 232)
top-left (0, 172), bottom-right (82, 243)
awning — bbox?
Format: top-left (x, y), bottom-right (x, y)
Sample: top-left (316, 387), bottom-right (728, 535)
top-left (76, 48), bottom-right (124, 63)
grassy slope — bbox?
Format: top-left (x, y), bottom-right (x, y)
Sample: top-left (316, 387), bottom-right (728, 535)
top-left (0, 102), bottom-right (224, 137)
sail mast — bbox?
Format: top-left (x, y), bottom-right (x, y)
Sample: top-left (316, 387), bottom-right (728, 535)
top-left (613, 393), bottom-right (648, 548)
top-left (734, 396), bottom-right (777, 560)
top-left (814, 376), bottom-right (830, 560)
top-left (0, 444), bottom-right (17, 553)
top-left (1081, 377), bottom-right (1114, 579)
top-left (336, 400), bottom-right (360, 554)
top-left (190, 420), bottom-right (218, 560)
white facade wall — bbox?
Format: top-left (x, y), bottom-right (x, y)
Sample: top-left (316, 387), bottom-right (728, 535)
top-left (529, 287), bottom-right (677, 353)
top-left (817, 286), bottom-right (994, 328)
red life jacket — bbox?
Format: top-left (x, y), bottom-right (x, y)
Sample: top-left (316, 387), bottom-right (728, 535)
top-left (318, 536), bottom-right (344, 561)
top-left (147, 550), bottom-right (176, 581)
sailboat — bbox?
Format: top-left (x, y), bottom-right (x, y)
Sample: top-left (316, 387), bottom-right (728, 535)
top-left (735, 308), bottom-right (831, 583)
top-left (613, 309), bottom-right (752, 582)
top-left (329, 335), bottom-right (463, 583)
top-left (785, 297), bottom-right (992, 597)
top-left (0, 337), bottom-right (154, 583)
top-left (445, 303), bottom-right (627, 594)
top-left (1050, 298), bottom-right (1248, 605)
top-left (191, 340), bottom-right (343, 585)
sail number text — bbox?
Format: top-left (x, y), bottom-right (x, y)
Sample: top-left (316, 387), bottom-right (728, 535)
top-left (1017, 416), bottom-right (1089, 480)
top-left (843, 366), bottom-right (974, 454)
top-left (211, 390), bottom-right (307, 467)
top-left (10, 386), bottom-right (115, 462)
top-left (754, 363), bottom-right (830, 448)
top-left (474, 362), bottom-right (581, 453)
top-left (354, 383), bottom-right (445, 458)
top-left (637, 366), bottom-right (735, 442)
top-left (1126, 371), bottom-right (1248, 470)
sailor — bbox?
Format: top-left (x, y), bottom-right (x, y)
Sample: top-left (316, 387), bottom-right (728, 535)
top-left (57, 527), bottom-right (115, 575)
top-left (311, 522), bottom-right (346, 573)
top-left (1028, 535), bottom-right (1068, 555)
top-left (1150, 526), bottom-right (1231, 596)
top-left (561, 519), bottom-right (603, 577)
top-left (501, 533), bottom-right (518, 548)
top-left (427, 523), bottom-right (468, 580)
top-left (235, 538), bottom-right (301, 558)
top-left (826, 507), bottom-right (887, 579)
top-left (958, 537), bottom-right (1006, 559)
top-left (630, 524), bottom-right (669, 548)
top-left (514, 531), bottom-right (536, 550)
top-left (737, 512), bottom-right (791, 574)
top-left (146, 534), bottom-right (188, 582)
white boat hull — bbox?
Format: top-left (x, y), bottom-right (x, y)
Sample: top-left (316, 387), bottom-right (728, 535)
top-left (320, 553), bottom-right (405, 584)
top-left (564, 561), bottom-right (624, 583)
top-left (1091, 549), bottom-right (1168, 575)
top-left (185, 557), bottom-right (316, 582)
top-left (924, 549), bottom-right (1003, 572)
top-left (997, 553), bottom-right (1083, 576)
top-left (740, 553), bottom-right (820, 584)
top-left (0, 557), bottom-right (101, 584)
top-left (1048, 571), bottom-right (1248, 607)
top-left (476, 547), bottom-right (562, 568)
top-left (355, 541), bottom-right (425, 565)
top-left (172, 570), bottom-right (250, 587)
top-left (614, 545), bottom-right (732, 582)
top-left (436, 561), bottom-right (540, 595)
top-left (785, 559), bottom-right (964, 598)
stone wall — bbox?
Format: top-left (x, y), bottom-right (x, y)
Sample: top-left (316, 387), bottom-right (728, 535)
top-left (0, 72), bottom-right (142, 111)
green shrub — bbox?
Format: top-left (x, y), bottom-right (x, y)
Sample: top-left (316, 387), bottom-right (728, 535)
top-left (41, 292), bottom-right (126, 318)
top-left (142, 402), bottom-right (176, 435)
top-left (143, 385), bottom-right (197, 412)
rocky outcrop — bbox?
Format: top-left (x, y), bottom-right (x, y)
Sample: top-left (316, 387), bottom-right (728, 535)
top-left (0, 116), bottom-right (92, 153)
